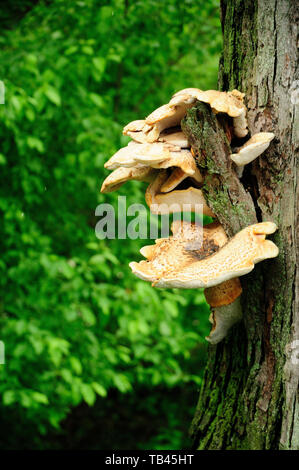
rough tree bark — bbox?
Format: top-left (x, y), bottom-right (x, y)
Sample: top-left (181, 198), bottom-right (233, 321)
top-left (183, 0), bottom-right (298, 450)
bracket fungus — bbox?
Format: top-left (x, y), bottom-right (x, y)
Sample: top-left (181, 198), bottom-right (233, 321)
top-left (129, 221), bottom-right (278, 343)
top-left (129, 222), bottom-right (278, 288)
top-left (158, 130), bottom-right (189, 148)
top-left (101, 166), bottom-right (156, 193)
top-left (230, 132), bottom-right (275, 176)
top-left (169, 88), bottom-right (248, 138)
top-left (100, 86), bottom-right (278, 343)
top-left (145, 170), bottom-right (212, 216)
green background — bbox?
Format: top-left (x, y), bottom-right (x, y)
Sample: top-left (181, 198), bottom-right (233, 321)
top-left (0, 0), bottom-right (221, 449)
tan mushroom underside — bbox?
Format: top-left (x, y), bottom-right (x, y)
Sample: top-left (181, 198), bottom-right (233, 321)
top-left (160, 167), bottom-right (202, 193)
top-left (104, 142), bottom-right (199, 175)
top-left (104, 142), bottom-right (177, 170)
top-left (230, 132), bottom-right (275, 166)
top-left (101, 166), bottom-right (156, 193)
top-left (145, 170), bottom-right (213, 216)
top-left (158, 130), bottom-right (189, 148)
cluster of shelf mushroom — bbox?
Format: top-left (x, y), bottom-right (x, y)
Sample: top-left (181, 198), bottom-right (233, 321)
top-left (101, 88), bottom-right (278, 343)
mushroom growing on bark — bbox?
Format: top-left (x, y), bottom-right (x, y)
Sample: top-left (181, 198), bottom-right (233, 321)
top-left (129, 221), bottom-right (279, 342)
top-left (101, 166), bottom-right (156, 193)
top-left (170, 88), bottom-right (248, 138)
top-left (100, 86), bottom-right (278, 344)
top-left (158, 130), bottom-right (189, 148)
top-left (145, 170), bottom-right (212, 216)
top-left (131, 221), bottom-right (279, 288)
top-left (230, 132), bottom-right (275, 176)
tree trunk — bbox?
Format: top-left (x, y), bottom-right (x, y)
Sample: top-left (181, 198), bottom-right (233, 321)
top-left (186, 0), bottom-right (298, 450)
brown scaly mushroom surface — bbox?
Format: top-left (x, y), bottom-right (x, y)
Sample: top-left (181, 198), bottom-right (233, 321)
top-left (129, 221), bottom-right (279, 288)
top-left (130, 221), bottom-right (278, 343)
top-left (130, 220), bottom-right (244, 343)
top-left (132, 220), bottom-right (227, 280)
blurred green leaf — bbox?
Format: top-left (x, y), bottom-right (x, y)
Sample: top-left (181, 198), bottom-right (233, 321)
top-left (44, 86), bottom-right (61, 106)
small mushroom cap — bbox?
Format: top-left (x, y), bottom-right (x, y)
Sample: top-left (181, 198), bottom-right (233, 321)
top-left (159, 168), bottom-right (189, 193)
top-left (124, 126), bottom-right (160, 144)
top-left (100, 166), bottom-right (156, 193)
top-left (145, 103), bottom-right (193, 138)
top-left (189, 88), bottom-right (248, 138)
top-left (230, 132), bottom-right (275, 166)
top-left (150, 188), bottom-right (216, 216)
top-left (195, 89), bottom-right (245, 117)
top-left (168, 93), bottom-right (198, 107)
top-left (171, 87), bottom-right (248, 137)
top-left (130, 222), bottom-right (279, 288)
top-left (153, 149), bottom-right (200, 175)
top-left (104, 145), bottom-right (203, 195)
top-left (123, 120), bottom-right (147, 133)
top-left (172, 88), bottom-right (202, 98)
top-left (104, 142), bottom-right (143, 169)
top-left (123, 130), bottom-right (151, 144)
top-left (204, 278), bottom-right (242, 308)
top-left (106, 145), bottom-right (198, 174)
top-left (104, 142), bottom-right (175, 170)
top-left (145, 104), bottom-right (177, 125)
top-left (145, 170), bottom-right (213, 216)
top-left (160, 167), bottom-right (203, 193)
top-left (158, 130), bottom-right (189, 148)
top-left (123, 120), bottom-right (160, 144)
top-left (131, 148), bottom-right (198, 175)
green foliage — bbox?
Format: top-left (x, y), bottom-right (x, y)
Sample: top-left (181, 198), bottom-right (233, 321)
top-left (0, 0), bottom-right (221, 448)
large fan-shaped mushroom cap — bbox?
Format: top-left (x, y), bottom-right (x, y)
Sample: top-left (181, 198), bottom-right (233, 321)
top-left (130, 222), bottom-right (279, 288)
top-left (171, 88), bottom-right (203, 99)
top-left (130, 220), bottom-right (227, 282)
top-left (195, 89), bottom-right (248, 138)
